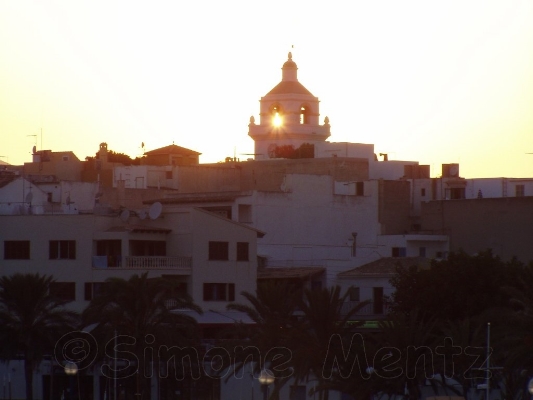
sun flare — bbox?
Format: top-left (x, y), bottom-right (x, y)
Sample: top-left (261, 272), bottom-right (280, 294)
top-left (273, 112), bottom-right (282, 127)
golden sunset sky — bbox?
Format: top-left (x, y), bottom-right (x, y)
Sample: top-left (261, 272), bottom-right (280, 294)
top-left (1, 1), bottom-right (532, 178)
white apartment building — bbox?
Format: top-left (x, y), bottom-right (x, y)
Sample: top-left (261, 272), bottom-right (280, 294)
top-left (0, 204), bottom-right (261, 399)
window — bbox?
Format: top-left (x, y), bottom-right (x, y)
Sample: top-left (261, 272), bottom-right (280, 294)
top-left (4, 241), bottom-right (30, 259)
top-left (84, 282), bottom-right (106, 301)
top-left (209, 241), bottom-right (229, 261)
top-left (203, 283), bottom-right (235, 301)
top-left (373, 287), bottom-right (384, 314)
top-left (238, 204), bottom-right (252, 223)
top-left (165, 170), bottom-right (173, 179)
top-left (129, 240), bottom-right (166, 256)
top-left (95, 240), bottom-right (122, 267)
top-left (419, 247), bottom-right (426, 257)
top-left (50, 282), bottom-right (75, 301)
top-left (421, 188), bottom-right (426, 196)
top-left (236, 242), bottom-right (249, 261)
top-left (62, 155), bottom-right (69, 161)
top-left (349, 286), bottom-right (360, 302)
top-left (356, 182), bottom-right (364, 196)
top-left (271, 104), bottom-right (283, 127)
top-left (392, 247), bottom-right (406, 257)
top-left (516, 185), bottom-right (525, 197)
top-left (446, 188), bottom-right (465, 200)
top-left (49, 240), bottom-right (76, 260)
top-left (299, 106), bottom-right (309, 124)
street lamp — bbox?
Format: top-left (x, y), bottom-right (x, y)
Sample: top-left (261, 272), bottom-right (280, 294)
top-left (527, 377), bottom-right (533, 396)
top-left (64, 362), bottom-right (78, 400)
top-left (258, 369), bottom-right (275, 400)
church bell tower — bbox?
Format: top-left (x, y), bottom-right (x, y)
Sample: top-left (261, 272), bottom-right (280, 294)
top-left (248, 53), bottom-right (330, 159)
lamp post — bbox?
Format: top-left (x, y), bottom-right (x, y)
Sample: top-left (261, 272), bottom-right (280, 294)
top-left (258, 369), bottom-right (275, 400)
top-left (64, 362), bottom-right (78, 400)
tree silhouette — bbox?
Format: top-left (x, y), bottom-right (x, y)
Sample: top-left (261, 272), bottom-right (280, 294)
top-left (0, 273), bottom-right (78, 400)
top-left (81, 273), bottom-right (201, 400)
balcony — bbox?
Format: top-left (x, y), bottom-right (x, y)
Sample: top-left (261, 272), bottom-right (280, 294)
top-left (92, 256), bottom-right (192, 270)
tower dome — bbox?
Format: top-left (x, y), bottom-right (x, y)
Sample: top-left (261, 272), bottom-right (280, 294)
top-left (248, 53), bottom-right (331, 159)
top-left (282, 52), bottom-right (298, 81)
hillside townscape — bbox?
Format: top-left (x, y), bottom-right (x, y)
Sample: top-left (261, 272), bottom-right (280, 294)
top-left (1, 54), bottom-right (533, 400)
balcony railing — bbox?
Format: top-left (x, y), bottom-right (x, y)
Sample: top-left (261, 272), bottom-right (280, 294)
top-left (92, 256), bottom-right (192, 269)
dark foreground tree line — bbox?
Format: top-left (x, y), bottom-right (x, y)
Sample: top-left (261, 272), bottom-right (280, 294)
top-left (1, 250), bottom-right (533, 400)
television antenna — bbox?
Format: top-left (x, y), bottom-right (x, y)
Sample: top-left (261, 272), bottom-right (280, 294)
top-left (27, 134), bottom-right (37, 150)
top-left (137, 209), bottom-right (148, 220)
top-left (149, 202), bottom-right (162, 220)
top-left (120, 209), bottom-right (130, 222)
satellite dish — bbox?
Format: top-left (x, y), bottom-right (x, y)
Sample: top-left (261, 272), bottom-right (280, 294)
top-left (120, 209), bottom-right (130, 222)
top-left (149, 202), bottom-right (162, 220)
top-left (138, 209), bottom-right (147, 220)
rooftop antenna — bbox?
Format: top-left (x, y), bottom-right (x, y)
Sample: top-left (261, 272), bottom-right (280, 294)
top-left (120, 209), bottom-right (130, 222)
top-left (27, 135), bottom-right (37, 153)
top-left (137, 209), bottom-right (148, 220)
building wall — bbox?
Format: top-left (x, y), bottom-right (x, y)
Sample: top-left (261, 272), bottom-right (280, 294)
top-left (177, 165), bottom-right (241, 193)
top-left (238, 157), bottom-right (369, 192)
top-left (421, 197), bottom-right (533, 263)
top-left (378, 180), bottom-right (411, 235)
top-left (188, 208), bottom-right (258, 312)
top-left (25, 151), bottom-right (82, 182)
top-left (464, 177), bottom-right (533, 199)
top-left (232, 174), bottom-right (383, 283)
top-left (369, 160), bottom-right (419, 180)
top-left (109, 157), bottom-right (369, 198)
top-left (0, 177), bottom-right (49, 215)
top-left (315, 142), bottom-right (375, 160)
top-left (376, 234), bottom-right (449, 259)
top-left (336, 276), bottom-right (396, 306)
top-left (0, 208), bottom-right (259, 313)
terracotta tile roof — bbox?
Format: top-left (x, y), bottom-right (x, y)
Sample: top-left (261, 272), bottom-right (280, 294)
top-left (338, 257), bottom-right (431, 278)
top-left (258, 266), bottom-right (325, 280)
top-left (144, 144), bottom-right (201, 156)
top-left (0, 174), bottom-right (17, 189)
top-left (149, 194), bottom-right (241, 205)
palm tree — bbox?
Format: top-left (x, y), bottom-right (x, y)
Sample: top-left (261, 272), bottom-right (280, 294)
top-left (365, 310), bottom-right (438, 400)
top-left (0, 273), bottom-right (79, 400)
top-left (489, 263), bottom-right (533, 400)
top-left (291, 286), bottom-right (369, 400)
top-left (436, 317), bottom-right (487, 400)
top-left (81, 272), bottom-right (201, 400)
top-left (227, 280), bottom-right (300, 399)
